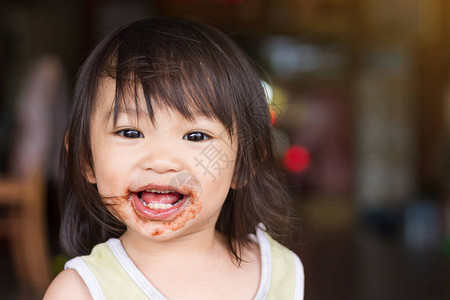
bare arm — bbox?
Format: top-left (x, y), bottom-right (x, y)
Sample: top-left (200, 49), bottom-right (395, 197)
top-left (44, 269), bottom-right (92, 300)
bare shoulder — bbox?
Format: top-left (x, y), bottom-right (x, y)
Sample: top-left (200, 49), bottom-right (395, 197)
top-left (44, 269), bottom-right (91, 300)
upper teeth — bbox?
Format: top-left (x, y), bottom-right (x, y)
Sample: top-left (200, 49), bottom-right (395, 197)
top-left (146, 189), bottom-right (173, 194)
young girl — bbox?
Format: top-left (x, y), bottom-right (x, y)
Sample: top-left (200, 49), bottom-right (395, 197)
top-left (44, 18), bottom-right (304, 300)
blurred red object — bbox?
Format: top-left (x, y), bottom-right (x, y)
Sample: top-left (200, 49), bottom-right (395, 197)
top-left (284, 145), bottom-right (310, 173)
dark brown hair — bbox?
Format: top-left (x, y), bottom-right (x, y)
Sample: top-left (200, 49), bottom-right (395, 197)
top-left (60, 17), bottom-right (293, 263)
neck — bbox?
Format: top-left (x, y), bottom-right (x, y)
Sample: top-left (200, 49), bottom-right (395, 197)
top-left (120, 226), bottom-right (227, 266)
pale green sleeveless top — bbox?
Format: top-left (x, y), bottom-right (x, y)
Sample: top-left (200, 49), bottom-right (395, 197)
top-left (65, 226), bottom-right (304, 299)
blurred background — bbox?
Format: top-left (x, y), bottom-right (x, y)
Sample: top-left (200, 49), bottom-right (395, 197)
top-left (1, 0), bottom-right (450, 299)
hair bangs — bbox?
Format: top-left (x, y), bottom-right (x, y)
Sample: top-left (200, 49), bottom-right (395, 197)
top-left (100, 19), bottom-right (238, 139)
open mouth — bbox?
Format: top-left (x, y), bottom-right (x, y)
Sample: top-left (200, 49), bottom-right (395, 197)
top-left (137, 190), bottom-right (185, 210)
top-left (130, 184), bottom-right (192, 221)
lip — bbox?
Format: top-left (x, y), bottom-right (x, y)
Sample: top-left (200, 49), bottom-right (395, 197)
top-left (130, 183), bottom-right (191, 221)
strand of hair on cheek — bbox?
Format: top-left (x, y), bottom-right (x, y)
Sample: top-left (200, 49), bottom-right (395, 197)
top-left (98, 192), bottom-right (133, 224)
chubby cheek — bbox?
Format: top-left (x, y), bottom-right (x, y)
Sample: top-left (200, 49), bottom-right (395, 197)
top-left (92, 149), bottom-right (133, 196)
top-left (96, 176), bottom-right (126, 197)
top-left (104, 191), bottom-right (203, 237)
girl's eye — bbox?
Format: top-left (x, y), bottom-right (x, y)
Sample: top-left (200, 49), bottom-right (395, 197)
top-left (183, 132), bottom-right (211, 142)
top-left (116, 129), bottom-right (144, 139)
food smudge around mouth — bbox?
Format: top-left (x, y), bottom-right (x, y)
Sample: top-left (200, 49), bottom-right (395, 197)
top-left (98, 179), bottom-right (203, 237)
top-left (98, 193), bottom-right (133, 223)
top-left (147, 187), bottom-right (202, 236)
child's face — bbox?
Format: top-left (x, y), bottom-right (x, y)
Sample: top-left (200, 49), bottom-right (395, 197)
top-left (87, 78), bottom-right (237, 241)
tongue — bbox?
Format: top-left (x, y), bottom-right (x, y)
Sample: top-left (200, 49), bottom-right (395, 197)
top-left (141, 191), bottom-right (181, 204)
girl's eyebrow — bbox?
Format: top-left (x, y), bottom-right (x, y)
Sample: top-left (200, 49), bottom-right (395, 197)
top-left (104, 106), bottom-right (149, 121)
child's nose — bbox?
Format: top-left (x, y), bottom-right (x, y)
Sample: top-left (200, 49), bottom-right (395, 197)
top-left (141, 157), bottom-right (181, 174)
top-left (139, 142), bottom-right (183, 174)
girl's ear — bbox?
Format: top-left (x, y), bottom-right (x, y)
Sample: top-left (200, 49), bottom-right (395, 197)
top-left (230, 172), bottom-right (247, 189)
top-left (85, 163), bottom-right (96, 184)
top-left (65, 132), bottom-right (97, 184)
top-left (231, 177), bottom-right (238, 189)
top-left (230, 165), bottom-right (240, 189)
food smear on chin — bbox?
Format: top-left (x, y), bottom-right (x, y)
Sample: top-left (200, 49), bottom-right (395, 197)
top-left (149, 190), bottom-right (202, 236)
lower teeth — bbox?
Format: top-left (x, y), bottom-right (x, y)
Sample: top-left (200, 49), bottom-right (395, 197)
top-left (138, 194), bottom-right (185, 210)
top-left (147, 202), bottom-right (173, 210)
